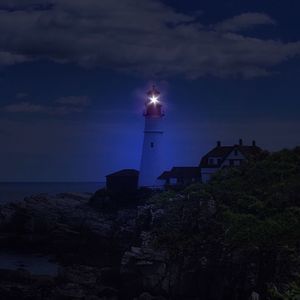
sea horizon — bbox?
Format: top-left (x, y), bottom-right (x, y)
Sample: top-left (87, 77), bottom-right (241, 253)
top-left (0, 182), bottom-right (105, 204)
top-left (0, 181), bottom-right (104, 183)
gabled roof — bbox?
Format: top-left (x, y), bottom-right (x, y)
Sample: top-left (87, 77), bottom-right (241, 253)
top-left (158, 171), bottom-right (171, 180)
top-left (158, 167), bottom-right (200, 180)
top-left (170, 167), bottom-right (200, 178)
top-left (106, 169), bottom-right (139, 178)
top-left (238, 145), bottom-right (262, 157)
top-left (199, 144), bottom-right (262, 168)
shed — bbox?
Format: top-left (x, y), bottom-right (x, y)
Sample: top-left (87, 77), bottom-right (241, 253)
top-left (106, 169), bottom-right (139, 196)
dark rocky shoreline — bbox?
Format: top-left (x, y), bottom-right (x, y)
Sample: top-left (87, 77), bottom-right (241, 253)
top-left (0, 190), bottom-right (261, 300)
top-left (1, 149), bottom-right (300, 300)
top-left (0, 191), bottom-right (170, 299)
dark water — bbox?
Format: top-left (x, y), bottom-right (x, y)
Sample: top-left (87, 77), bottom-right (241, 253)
top-left (0, 252), bottom-right (59, 276)
top-left (0, 182), bottom-right (106, 275)
top-left (0, 182), bottom-right (105, 204)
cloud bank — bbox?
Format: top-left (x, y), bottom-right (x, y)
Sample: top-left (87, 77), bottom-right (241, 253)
top-left (214, 13), bottom-right (276, 32)
top-left (0, 0), bottom-right (299, 78)
top-left (2, 96), bottom-right (91, 114)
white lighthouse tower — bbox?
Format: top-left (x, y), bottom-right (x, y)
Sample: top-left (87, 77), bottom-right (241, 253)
top-left (139, 86), bottom-right (165, 188)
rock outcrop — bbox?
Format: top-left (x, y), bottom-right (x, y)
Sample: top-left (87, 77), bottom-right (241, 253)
top-left (0, 189), bottom-right (267, 299)
top-left (0, 192), bottom-right (169, 299)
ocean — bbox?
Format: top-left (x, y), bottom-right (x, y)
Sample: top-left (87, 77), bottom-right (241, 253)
top-left (0, 182), bottom-right (105, 204)
top-left (0, 182), bottom-right (105, 273)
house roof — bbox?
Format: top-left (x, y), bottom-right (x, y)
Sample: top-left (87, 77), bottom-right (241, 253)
top-left (106, 169), bottom-right (139, 178)
top-left (199, 144), bottom-right (262, 168)
top-left (158, 167), bottom-right (200, 180)
top-left (157, 171), bottom-right (171, 180)
top-left (170, 167), bottom-right (200, 178)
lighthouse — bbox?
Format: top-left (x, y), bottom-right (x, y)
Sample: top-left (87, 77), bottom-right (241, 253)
top-left (139, 86), bottom-right (165, 188)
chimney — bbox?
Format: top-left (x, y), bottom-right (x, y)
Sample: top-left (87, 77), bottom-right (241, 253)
top-left (252, 140), bottom-right (256, 147)
top-left (239, 138), bottom-right (243, 146)
top-left (217, 141), bottom-right (221, 147)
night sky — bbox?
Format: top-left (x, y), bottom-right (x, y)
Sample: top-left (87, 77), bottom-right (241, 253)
top-left (1, 0), bottom-right (300, 182)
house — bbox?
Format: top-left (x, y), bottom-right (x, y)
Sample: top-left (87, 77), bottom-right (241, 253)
top-left (200, 139), bottom-right (262, 183)
top-left (106, 169), bottom-right (139, 197)
top-left (158, 166), bottom-right (201, 187)
top-left (158, 140), bottom-right (262, 188)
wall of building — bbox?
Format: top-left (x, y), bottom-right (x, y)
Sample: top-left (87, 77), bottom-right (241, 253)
top-left (170, 178), bottom-right (177, 185)
top-left (139, 116), bottom-right (164, 187)
top-left (107, 175), bottom-right (138, 198)
top-left (201, 168), bottom-right (218, 183)
top-left (221, 150), bottom-right (245, 167)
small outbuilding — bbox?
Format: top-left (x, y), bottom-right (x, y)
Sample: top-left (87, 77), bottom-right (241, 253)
top-left (106, 169), bottom-right (139, 197)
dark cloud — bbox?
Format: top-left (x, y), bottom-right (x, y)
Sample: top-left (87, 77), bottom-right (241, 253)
top-left (214, 13), bottom-right (276, 32)
top-left (16, 92), bottom-right (29, 99)
top-left (3, 102), bottom-right (47, 113)
top-left (0, 51), bottom-right (28, 65)
top-left (2, 95), bottom-right (91, 114)
top-left (56, 96), bottom-right (90, 106)
top-left (0, 0), bottom-right (299, 78)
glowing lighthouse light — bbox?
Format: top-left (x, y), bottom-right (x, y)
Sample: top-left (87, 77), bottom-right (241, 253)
top-left (149, 94), bottom-right (159, 105)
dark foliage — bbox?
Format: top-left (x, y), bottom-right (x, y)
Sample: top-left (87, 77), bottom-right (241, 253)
top-left (151, 148), bottom-right (300, 299)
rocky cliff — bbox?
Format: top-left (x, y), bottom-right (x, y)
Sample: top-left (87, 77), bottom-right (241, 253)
top-left (1, 148), bottom-right (300, 299)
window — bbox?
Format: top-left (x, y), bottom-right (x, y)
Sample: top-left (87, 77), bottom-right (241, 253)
top-left (230, 160), bottom-right (234, 166)
top-left (178, 177), bottom-right (184, 184)
top-left (150, 142), bottom-right (154, 148)
top-left (217, 158), bottom-right (222, 165)
top-left (234, 149), bottom-right (238, 156)
top-left (209, 158), bottom-right (214, 165)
